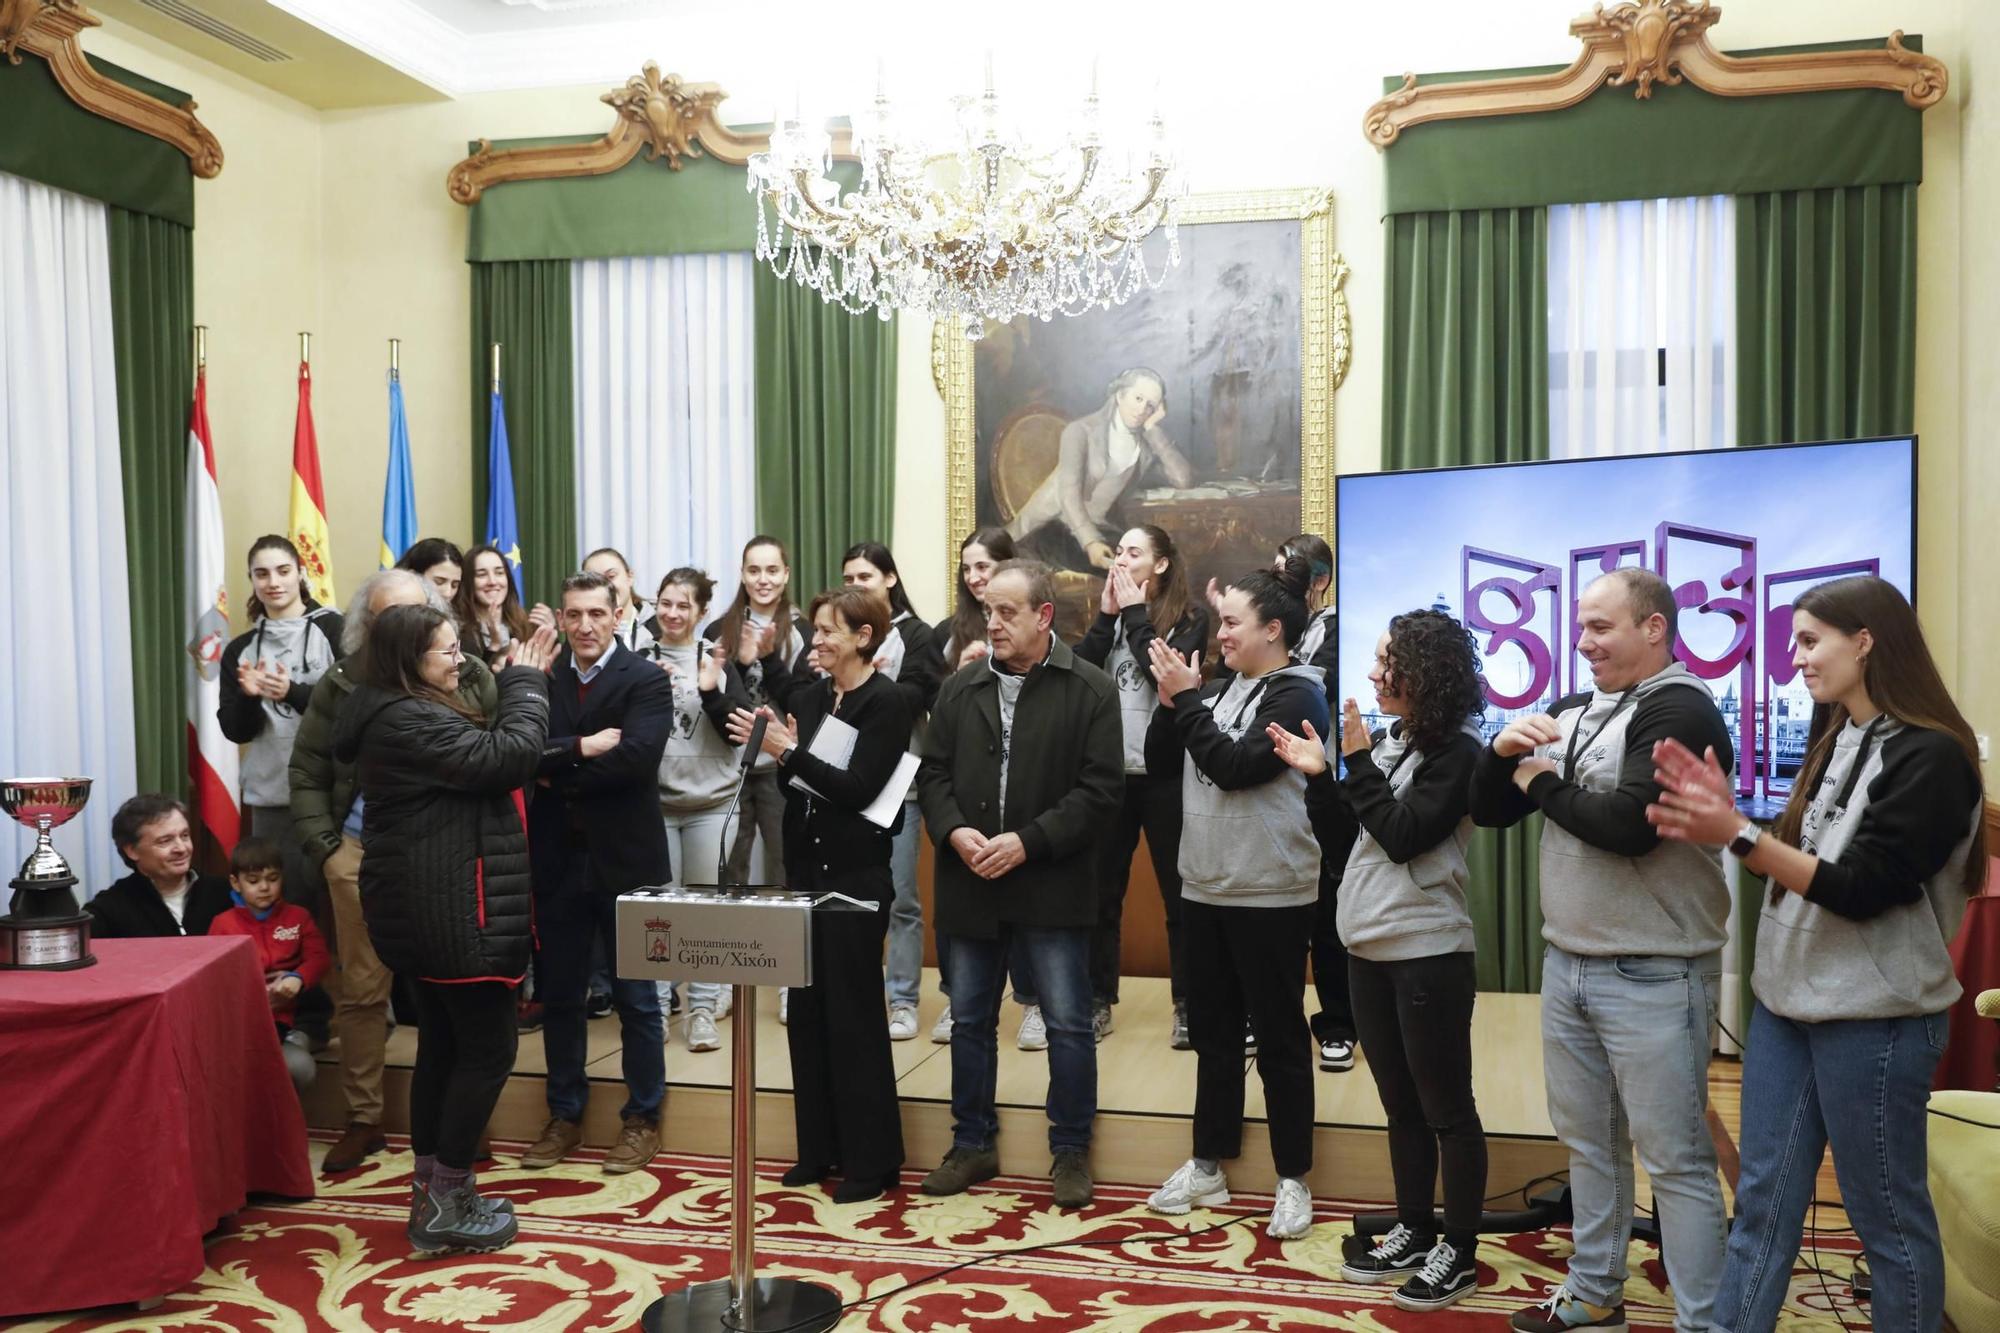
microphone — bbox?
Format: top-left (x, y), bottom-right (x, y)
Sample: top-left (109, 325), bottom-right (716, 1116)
top-left (715, 711), bottom-right (770, 887)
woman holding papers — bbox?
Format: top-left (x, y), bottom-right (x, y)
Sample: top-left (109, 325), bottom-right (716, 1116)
top-left (728, 585), bottom-right (915, 1203)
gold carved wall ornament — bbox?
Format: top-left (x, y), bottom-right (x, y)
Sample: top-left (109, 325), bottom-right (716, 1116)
top-left (447, 61), bottom-right (855, 204)
top-left (1363, 0), bottom-right (1948, 148)
top-left (3, 0), bottom-right (222, 176)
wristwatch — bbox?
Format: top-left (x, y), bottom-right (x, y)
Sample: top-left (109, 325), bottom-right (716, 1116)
top-left (1727, 821), bottom-right (1761, 859)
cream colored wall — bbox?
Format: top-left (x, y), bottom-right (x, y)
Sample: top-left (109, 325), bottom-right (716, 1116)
top-left (82, 1), bottom-right (1995, 777)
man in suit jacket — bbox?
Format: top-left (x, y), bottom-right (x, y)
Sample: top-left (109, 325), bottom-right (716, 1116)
top-left (88, 794), bottom-right (233, 938)
top-left (519, 570), bottom-right (674, 1176)
top-left (1005, 368), bottom-right (1194, 569)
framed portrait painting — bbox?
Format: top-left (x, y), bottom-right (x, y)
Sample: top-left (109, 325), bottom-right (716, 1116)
top-left (935, 187), bottom-right (1350, 639)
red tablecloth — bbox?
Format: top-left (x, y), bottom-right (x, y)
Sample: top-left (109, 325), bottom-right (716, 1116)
top-left (0, 936), bottom-right (315, 1317)
top-left (1938, 881), bottom-right (2000, 1093)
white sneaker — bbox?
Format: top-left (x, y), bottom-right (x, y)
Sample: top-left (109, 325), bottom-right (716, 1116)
top-left (1267, 1177), bottom-right (1314, 1239)
top-left (685, 1009), bottom-right (721, 1052)
top-left (1016, 1004), bottom-right (1048, 1051)
top-left (1147, 1159), bottom-right (1230, 1215)
top-left (888, 1004), bottom-right (919, 1041)
top-left (778, 987), bottom-right (789, 1026)
top-left (930, 1003), bottom-right (953, 1044)
top-left (712, 989), bottom-right (732, 1021)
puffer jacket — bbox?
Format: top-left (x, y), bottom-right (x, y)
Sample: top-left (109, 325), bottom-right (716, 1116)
top-left (332, 665), bottom-right (549, 982)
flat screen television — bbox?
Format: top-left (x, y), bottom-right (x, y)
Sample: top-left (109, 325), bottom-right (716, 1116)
top-left (1334, 436), bottom-right (1917, 809)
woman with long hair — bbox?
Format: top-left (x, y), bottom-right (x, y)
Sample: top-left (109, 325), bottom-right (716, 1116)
top-left (1073, 524), bottom-right (1208, 1048)
top-left (217, 535), bottom-right (345, 903)
top-left (727, 586), bottom-right (914, 1202)
top-left (333, 604), bottom-right (554, 1253)
top-left (641, 567), bottom-right (751, 1050)
top-left (1142, 555), bottom-right (1327, 1242)
top-left (1271, 609), bottom-right (1490, 1310)
top-left (464, 543), bottom-right (541, 666)
top-left (583, 547), bottom-right (653, 653)
top-left (1646, 576), bottom-right (1985, 1333)
top-left (704, 536), bottom-right (809, 891)
top-left (842, 541), bottom-right (945, 1042)
top-left (397, 537), bottom-right (466, 605)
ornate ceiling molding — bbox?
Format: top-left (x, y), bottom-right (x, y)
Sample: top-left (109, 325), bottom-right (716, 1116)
top-left (1363, 0), bottom-right (1948, 149)
top-left (3, 0), bottom-right (223, 176)
top-left (446, 61), bottom-right (855, 204)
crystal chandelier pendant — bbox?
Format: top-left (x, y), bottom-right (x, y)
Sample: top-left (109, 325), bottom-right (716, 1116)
top-left (746, 64), bottom-right (1181, 339)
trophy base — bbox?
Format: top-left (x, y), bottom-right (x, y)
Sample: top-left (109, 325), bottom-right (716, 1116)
top-left (0, 911), bottom-right (95, 970)
top-left (639, 1277), bottom-right (840, 1333)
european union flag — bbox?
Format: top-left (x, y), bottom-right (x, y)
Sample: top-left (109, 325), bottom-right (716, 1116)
top-left (379, 378), bottom-right (419, 570)
top-left (485, 388), bottom-right (523, 596)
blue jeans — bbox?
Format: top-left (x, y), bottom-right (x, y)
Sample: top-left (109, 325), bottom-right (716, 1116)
top-left (946, 925), bottom-right (1095, 1152)
top-left (884, 799), bottom-right (924, 1008)
top-left (1542, 945), bottom-right (1727, 1333)
top-left (538, 889), bottom-right (665, 1123)
top-left (1713, 1001), bottom-right (1947, 1333)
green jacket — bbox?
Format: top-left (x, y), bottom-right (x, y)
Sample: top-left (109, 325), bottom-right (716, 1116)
top-left (917, 635), bottom-right (1124, 937)
top-left (288, 653), bottom-right (499, 869)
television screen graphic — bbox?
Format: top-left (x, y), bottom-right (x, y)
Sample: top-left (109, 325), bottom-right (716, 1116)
top-left (1334, 438), bottom-right (1915, 803)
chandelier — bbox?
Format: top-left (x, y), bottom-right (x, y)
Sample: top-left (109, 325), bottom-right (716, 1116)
top-left (747, 65), bottom-right (1182, 339)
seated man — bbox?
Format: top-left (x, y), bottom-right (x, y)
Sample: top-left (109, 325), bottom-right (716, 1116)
top-left (88, 794), bottom-right (232, 938)
top-left (208, 837), bottom-right (330, 1092)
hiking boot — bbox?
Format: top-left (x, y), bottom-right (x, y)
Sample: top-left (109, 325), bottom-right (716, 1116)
top-left (921, 1144), bottom-right (1000, 1196)
top-left (1267, 1177), bottom-right (1314, 1239)
top-left (1340, 1222), bottom-right (1434, 1283)
top-left (603, 1115), bottom-right (659, 1175)
top-left (1147, 1159), bottom-right (1230, 1214)
top-left (1319, 1037), bottom-right (1356, 1072)
top-left (408, 1181), bottom-right (517, 1254)
top-left (1091, 1000), bottom-right (1114, 1043)
top-left (1016, 1004), bottom-right (1048, 1051)
top-left (686, 1008), bottom-right (721, 1052)
top-left (1169, 1000), bottom-right (1191, 1050)
top-left (519, 1116), bottom-right (582, 1169)
top-left (1051, 1149), bottom-right (1093, 1209)
top-left (930, 1003), bottom-right (954, 1044)
top-left (1395, 1238), bottom-right (1478, 1311)
top-left (1509, 1283), bottom-right (1627, 1332)
top-left (888, 1004), bottom-right (919, 1041)
top-left (322, 1122), bottom-right (387, 1175)
top-left (407, 1179), bottom-right (513, 1230)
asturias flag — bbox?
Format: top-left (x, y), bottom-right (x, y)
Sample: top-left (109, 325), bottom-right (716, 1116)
top-left (184, 369), bottom-right (241, 852)
top-left (485, 387), bottom-right (523, 596)
top-left (380, 377), bottom-right (419, 569)
top-left (289, 359), bottom-right (337, 605)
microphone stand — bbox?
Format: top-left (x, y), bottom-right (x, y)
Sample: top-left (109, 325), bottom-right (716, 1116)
top-left (716, 713), bottom-right (769, 888)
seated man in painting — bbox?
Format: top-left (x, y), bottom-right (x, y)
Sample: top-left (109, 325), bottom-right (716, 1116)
top-left (1006, 367), bottom-right (1195, 571)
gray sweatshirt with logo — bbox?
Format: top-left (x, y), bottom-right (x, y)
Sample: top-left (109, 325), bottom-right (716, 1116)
top-left (1755, 717), bottom-right (1980, 1022)
top-left (1469, 660), bottom-right (1735, 958)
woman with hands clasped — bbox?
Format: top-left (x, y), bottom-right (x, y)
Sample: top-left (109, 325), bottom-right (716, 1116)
top-left (1643, 576), bottom-right (1984, 1333)
top-left (725, 587), bottom-right (914, 1203)
top-left (1140, 556), bottom-right (1327, 1242)
top-left (1268, 609), bottom-right (1490, 1312)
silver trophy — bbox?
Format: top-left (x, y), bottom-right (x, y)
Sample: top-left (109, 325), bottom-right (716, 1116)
top-left (1, 777), bottom-right (96, 969)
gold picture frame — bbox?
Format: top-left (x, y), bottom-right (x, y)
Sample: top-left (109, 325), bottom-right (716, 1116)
top-left (934, 186), bottom-right (1348, 604)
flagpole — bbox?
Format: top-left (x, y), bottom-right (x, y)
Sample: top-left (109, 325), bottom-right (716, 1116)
top-left (490, 341), bottom-right (501, 394)
top-left (300, 330), bottom-right (310, 368)
top-left (389, 337), bottom-right (400, 382)
top-left (195, 324), bottom-right (207, 373)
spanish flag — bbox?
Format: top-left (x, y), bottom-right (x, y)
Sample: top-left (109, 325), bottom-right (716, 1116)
top-left (288, 358), bottom-right (337, 605)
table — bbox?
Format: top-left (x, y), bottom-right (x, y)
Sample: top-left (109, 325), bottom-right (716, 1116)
top-left (1938, 884), bottom-right (2000, 1092)
top-left (0, 936), bottom-right (315, 1318)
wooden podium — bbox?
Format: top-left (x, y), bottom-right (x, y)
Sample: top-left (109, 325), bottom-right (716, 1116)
top-left (615, 885), bottom-right (873, 1333)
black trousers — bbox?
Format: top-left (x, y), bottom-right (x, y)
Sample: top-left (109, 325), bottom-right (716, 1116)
top-left (788, 864), bottom-right (904, 1181)
top-left (1090, 773), bottom-right (1186, 1004)
top-left (409, 979), bottom-right (519, 1170)
top-left (1348, 951), bottom-right (1486, 1243)
top-left (1309, 868), bottom-right (1355, 1042)
top-left (1182, 898), bottom-right (1315, 1179)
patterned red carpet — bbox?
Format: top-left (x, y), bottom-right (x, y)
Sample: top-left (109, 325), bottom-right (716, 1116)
top-left (13, 1136), bottom-right (1870, 1331)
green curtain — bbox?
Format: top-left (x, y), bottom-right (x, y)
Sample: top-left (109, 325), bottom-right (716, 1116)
top-left (1736, 183), bottom-right (1918, 446)
top-left (107, 209), bottom-right (194, 799)
top-left (1382, 206), bottom-right (1551, 992)
top-left (0, 54), bottom-right (195, 225)
top-left (752, 269), bottom-right (898, 599)
top-left (470, 261), bottom-right (575, 608)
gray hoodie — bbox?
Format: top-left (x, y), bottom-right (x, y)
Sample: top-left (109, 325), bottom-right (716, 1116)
top-left (1335, 720), bottom-right (1483, 963)
top-left (648, 637), bottom-right (745, 811)
top-left (1754, 718), bottom-right (1980, 1022)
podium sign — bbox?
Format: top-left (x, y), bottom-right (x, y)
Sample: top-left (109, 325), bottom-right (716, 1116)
top-left (614, 889), bottom-right (814, 989)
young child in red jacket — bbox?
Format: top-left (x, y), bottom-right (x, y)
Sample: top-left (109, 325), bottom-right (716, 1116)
top-left (208, 837), bottom-right (330, 1093)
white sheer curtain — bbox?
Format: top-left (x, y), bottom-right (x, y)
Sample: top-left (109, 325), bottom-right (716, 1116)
top-left (1548, 195), bottom-right (1736, 458)
top-left (0, 172), bottom-right (140, 897)
top-left (1547, 194), bottom-right (1749, 1051)
top-left (571, 253), bottom-right (756, 597)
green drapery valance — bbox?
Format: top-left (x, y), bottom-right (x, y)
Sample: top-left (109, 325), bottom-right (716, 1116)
top-left (0, 54), bottom-right (194, 225)
top-left (1383, 38), bottom-right (1924, 216)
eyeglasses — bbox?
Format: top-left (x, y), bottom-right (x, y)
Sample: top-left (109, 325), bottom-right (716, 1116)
top-left (426, 644), bottom-right (465, 662)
